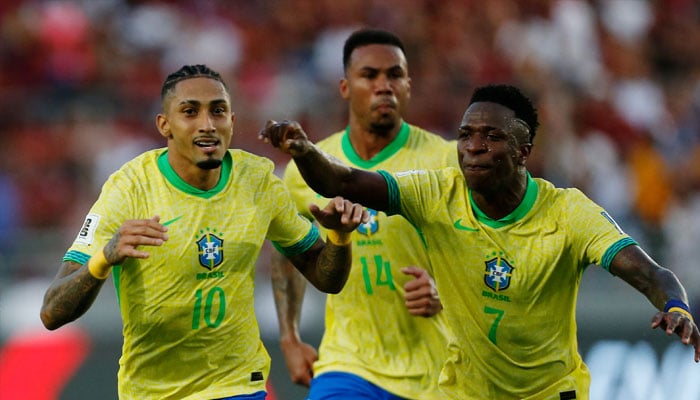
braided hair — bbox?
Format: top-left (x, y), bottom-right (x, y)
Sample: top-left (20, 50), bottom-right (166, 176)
top-left (160, 64), bottom-right (227, 102)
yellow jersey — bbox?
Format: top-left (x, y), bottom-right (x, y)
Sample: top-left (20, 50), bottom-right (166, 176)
top-left (64, 148), bottom-right (318, 399)
top-left (381, 168), bottom-right (636, 400)
top-left (283, 123), bottom-right (456, 399)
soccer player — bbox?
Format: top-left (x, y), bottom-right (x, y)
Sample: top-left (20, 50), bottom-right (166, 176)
top-left (271, 29), bottom-right (455, 400)
top-left (39, 64), bottom-right (369, 400)
top-left (260, 83), bottom-right (700, 399)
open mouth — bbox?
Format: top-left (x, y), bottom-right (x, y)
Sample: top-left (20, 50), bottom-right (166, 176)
top-left (194, 138), bottom-right (220, 152)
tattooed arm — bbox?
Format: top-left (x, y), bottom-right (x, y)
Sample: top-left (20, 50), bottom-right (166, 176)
top-left (289, 238), bottom-right (354, 294)
top-left (40, 216), bottom-right (169, 330)
top-left (40, 260), bottom-right (107, 330)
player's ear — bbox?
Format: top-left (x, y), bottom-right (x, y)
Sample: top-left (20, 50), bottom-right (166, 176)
top-left (518, 143), bottom-right (532, 165)
top-left (229, 112), bottom-right (236, 135)
top-left (405, 76), bottom-right (412, 101)
top-left (156, 114), bottom-right (172, 139)
top-left (339, 78), bottom-right (349, 100)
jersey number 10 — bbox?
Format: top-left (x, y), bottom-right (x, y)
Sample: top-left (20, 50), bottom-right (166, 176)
top-left (192, 287), bottom-right (226, 329)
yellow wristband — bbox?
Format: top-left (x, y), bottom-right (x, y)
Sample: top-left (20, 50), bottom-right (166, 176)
top-left (326, 230), bottom-right (352, 246)
top-left (668, 306), bottom-right (695, 322)
top-left (87, 248), bottom-right (112, 280)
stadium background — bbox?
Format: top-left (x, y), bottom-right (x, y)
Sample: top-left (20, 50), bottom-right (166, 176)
top-left (0, 0), bottom-right (699, 399)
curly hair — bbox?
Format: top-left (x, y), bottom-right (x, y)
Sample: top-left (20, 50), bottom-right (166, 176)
top-left (342, 28), bottom-right (406, 72)
top-left (469, 84), bottom-right (539, 143)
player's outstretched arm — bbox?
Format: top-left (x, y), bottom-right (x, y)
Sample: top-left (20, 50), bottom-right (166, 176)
top-left (610, 245), bottom-right (700, 362)
top-left (259, 120), bottom-right (390, 212)
top-left (40, 216), bottom-right (168, 330)
top-left (271, 250), bottom-right (317, 387)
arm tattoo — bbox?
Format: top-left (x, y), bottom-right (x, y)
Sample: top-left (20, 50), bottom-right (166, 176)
top-left (42, 263), bottom-right (105, 329)
top-left (103, 232), bottom-right (121, 264)
top-left (54, 269), bottom-right (105, 322)
top-left (315, 243), bottom-right (351, 293)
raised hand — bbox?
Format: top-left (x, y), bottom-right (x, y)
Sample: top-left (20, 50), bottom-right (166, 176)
top-left (310, 196), bottom-right (369, 233)
top-left (103, 215), bottom-right (169, 265)
top-left (651, 310), bottom-right (700, 362)
top-left (258, 120), bottom-right (313, 157)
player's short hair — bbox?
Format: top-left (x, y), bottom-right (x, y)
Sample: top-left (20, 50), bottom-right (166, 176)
top-left (342, 28), bottom-right (406, 72)
top-left (161, 64), bottom-right (228, 103)
top-left (469, 84), bottom-right (539, 143)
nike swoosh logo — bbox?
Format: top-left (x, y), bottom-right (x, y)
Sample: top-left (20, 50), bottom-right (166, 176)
top-left (453, 218), bottom-right (478, 231)
top-left (163, 215), bottom-right (183, 226)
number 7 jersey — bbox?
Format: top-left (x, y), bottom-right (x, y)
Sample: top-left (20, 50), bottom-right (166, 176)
top-left (64, 149), bottom-right (319, 400)
top-left (382, 168), bottom-right (636, 400)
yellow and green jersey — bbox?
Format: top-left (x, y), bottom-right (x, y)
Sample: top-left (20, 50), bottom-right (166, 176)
top-left (64, 148), bottom-right (318, 400)
top-left (381, 168), bottom-right (636, 400)
top-left (284, 123), bottom-right (456, 399)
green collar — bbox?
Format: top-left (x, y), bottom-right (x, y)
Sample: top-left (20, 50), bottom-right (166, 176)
top-left (157, 150), bottom-right (232, 199)
top-left (469, 173), bottom-right (538, 228)
top-left (341, 122), bottom-right (409, 168)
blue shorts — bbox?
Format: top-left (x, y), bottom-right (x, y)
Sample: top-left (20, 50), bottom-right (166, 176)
top-left (307, 372), bottom-right (408, 400)
top-left (216, 390), bottom-right (267, 400)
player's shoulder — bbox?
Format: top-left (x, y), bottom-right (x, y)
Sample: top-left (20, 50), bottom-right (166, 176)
top-left (535, 177), bottom-right (585, 197)
top-left (282, 130), bottom-right (344, 179)
top-left (533, 177), bottom-right (594, 211)
top-left (315, 129), bottom-right (345, 151)
top-left (407, 124), bottom-right (451, 144)
top-left (227, 148), bottom-right (275, 171)
top-left (112, 148), bottom-right (164, 178)
top-left (405, 124), bottom-right (455, 155)
top-left (394, 164), bottom-right (461, 183)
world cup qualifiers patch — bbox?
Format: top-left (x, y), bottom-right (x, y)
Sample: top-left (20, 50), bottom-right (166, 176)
top-left (601, 211), bottom-right (624, 235)
top-left (75, 213), bottom-right (101, 245)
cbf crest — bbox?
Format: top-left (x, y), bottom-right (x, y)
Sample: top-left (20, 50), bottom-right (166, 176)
top-left (357, 208), bottom-right (378, 236)
top-left (197, 229), bottom-right (224, 270)
top-left (484, 257), bottom-right (514, 291)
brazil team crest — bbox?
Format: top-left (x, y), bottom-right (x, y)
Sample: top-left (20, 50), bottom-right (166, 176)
top-left (357, 208), bottom-right (378, 236)
top-left (197, 232), bottom-right (224, 270)
top-left (484, 257), bottom-right (514, 291)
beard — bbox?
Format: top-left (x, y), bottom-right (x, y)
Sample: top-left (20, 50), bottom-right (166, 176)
top-left (368, 118), bottom-right (397, 137)
top-left (196, 158), bottom-right (223, 170)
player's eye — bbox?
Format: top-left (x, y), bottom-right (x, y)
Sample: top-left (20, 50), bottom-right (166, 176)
top-left (487, 130), bottom-right (507, 141)
top-left (388, 68), bottom-right (405, 79)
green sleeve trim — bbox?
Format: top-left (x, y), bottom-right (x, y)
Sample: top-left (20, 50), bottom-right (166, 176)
top-left (272, 224), bottom-right (320, 256)
top-left (63, 250), bottom-right (90, 265)
top-left (377, 170), bottom-right (401, 216)
top-left (601, 237), bottom-right (638, 272)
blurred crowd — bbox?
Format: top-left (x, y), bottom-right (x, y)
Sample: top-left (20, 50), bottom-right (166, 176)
top-left (1, 0), bottom-right (699, 301)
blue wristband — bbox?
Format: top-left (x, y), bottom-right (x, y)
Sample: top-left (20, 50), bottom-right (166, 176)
top-left (663, 299), bottom-right (691, 313)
